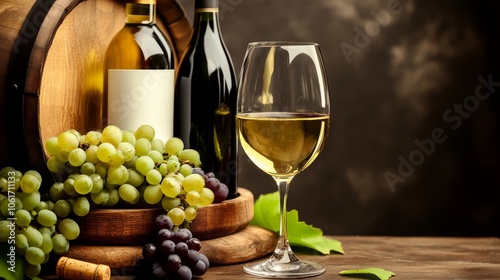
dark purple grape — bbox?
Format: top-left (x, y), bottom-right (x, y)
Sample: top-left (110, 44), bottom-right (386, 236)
top-left (213, 182), bottom-right (229, 203)
top-left (184, 249), bottom-right (200, 265)
top-left (142, 243), bottom-right (157, 261)
top-left (157, 228), bottom-right (173, 243)
top-left (176, 265), bottom-right (192, 280)
top-left (166, 254), bottom-right (182, 272)
top-left (191, 260), bottom-right (207, 276)
top-left (205, 172), bottom-right (215, 178)
top-left (172, 229), bottom-right (189, 243)
top-left (159, 240), bottom-right (176, 256)
top-left (198, 253), bottom-right (209, 269)
top-left (192, 168), bottom-right (204, 176)
top-left (155, 214), bottom-right (174, 231)
top-left (178, 228), bottom-right (193, 240)
top-left (205, 177), bottom-right (220, 192)
top-left (174, 242), bottom-right (189, 257)
top-left (151, 263), bottom-right (168, 280)
top-left (186, 238), bottom-right (201, 251)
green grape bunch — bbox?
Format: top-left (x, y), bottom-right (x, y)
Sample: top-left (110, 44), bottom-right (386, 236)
top-left (44, 124), bottom-right (223, 228)
top-left (0, 167), bottom-right (80, 278)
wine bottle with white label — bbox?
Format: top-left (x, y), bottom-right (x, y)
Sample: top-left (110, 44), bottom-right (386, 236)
top-left (174, 0), bottom-right (238, 197)
top-left (103, 0), bottom-right (175, 141)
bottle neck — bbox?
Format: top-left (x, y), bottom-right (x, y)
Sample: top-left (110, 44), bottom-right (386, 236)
top-left (193, 0), bottom-right (220, 32)
top-left (125, 0), bottom-right (156, 25)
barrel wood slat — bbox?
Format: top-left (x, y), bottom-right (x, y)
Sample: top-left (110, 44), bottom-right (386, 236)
top-left (0, 0), bottom-right (192, 190)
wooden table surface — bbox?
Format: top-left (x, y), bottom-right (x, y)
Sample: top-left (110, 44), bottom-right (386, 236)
top-left (108, 235), bottom-right (499, 280)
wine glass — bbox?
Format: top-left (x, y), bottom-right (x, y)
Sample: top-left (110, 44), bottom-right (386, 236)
top-left (236, 41), bottom-right (330, 278)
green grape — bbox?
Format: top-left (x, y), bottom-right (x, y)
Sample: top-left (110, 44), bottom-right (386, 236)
top-left (38, 227), bottom-right (52, 236)
top-left (161, 177), bottom-right (181, 198)
top-left (105, 181), bottom-right (117, 190)
top-left (185, 207), bottom-right (197, 221)
top-left (1, 197), bottom-right (22, 216)
top-left (53, 200), bottom-right (71, 218)
top-left (46, 200), bottom-right (54, 211)
top-left (117, 142), bottom-right (136, 161)
top-left (85, 145), bottom-right (100, 164)
top-left (39, 233), bottom-right (53, 254)
top-left (109, 149), bottom-right (126, 166)
top-left (15, 209), bottom-right (32, 226)
top-left (45, 136), bottom-right (61, 156)
top-left (0, 177), bottom-right (7, 192)
top-left (135, 124), bottom-right (155, 141)
top-left (90, 190), bottom-right (109, 205)
top-left (135, 156), bottom-right (155, 176)
top-left (165, 137), bottom-right (184, 156)
top-left (63, 178), bottom-right (77, 196)
top-left (0, 220), bottom-right (11, 242)
top-left (126, 168), bottom-right (144, 187)
top-left (21, 172), bottom-right (41, 193)
top-left (182, 174), bottom-right (205, 192)
top-left (58, 131), bottom-right (80, 152)
top-left (80, 162), bottom-right (95, 176)
top-left (147, 150), bottom-right (163, 165)
top-left (178, 164), bottom-right (193, 177)
top-left (16, 233), bottom-right (29, 250)
top-left (95, 162), bottom-right (109, 179)
top-left (168, 155), bottom-right (179, 162)
top-left (67, 128), bottom-right (81, 139)
top-left (107, 165), bottom-right (129, 185)
top-left (47, 157), bottom-right (65, 173)
top-left (159, 163), bottom-right (168, 177)
top-left (118, 184), bottom-right (140, 204)
top-left (23, 226), bottom-right (43, 247)
top-left (166, 172), bottom-right (185, 185)
top-left (178, 149), bottom-right (201, 167)
top-left (199, 188), bottom-right (215, 206)
top-left (73, 197), bottom-right (90, 217)
top-left (122, 130), bottom-right (136, 145)
top-left (151, 138), bottom-right (165, 153)
top-left (135, 138), bottom-right (152, 156)
top-left (25, 263), bottom-right (42, 278)
top-left (185, 191), bottom-right (200, 206)
top-left (0, 166), bottom-right (16, 177)
top-left (49, 182), bottom-right (65, 201)
top-left (52, 233), bottom-right (69, 255)
top-left (90, 174), bottom-right (104, 193)
top-left (20, 191), bottom-right (40, 211)
top-left (68, 148), bottom-right (86, 167)
top-left (25, 247), bottom-right (45, 265)
top-left (55, 149), bottom-right (70, 163)
top-left (74, 174), bottom-right (93, 195)
top-left (143, 184), bottom-right (163, 205)
top-left (25, 170), bottom-right (41, 181)
top-left (97, 142), bottom-right (117, 163)
top-left (124, 155), bottom-right (138, 169)
top-left (146, 169), bottom-right (162, 185)
top-left (36, 209), bottom-right (57, 227)
top-left (161, 196), bottom-right (181, 211)
top-left (166, 159), bottom-right (180, 173)
top-left (58, 218), bottom-right (80, 240)
top-left (101, 125), bottom-right (123, 147)
top-left (34, 201), bottom-right (48, 212)
top-left (167, 207), bottom-right (185, 226)
top-left (85, 130), bottom-right (101, 145)
top-left (103, 189), bottom-right (119, 206)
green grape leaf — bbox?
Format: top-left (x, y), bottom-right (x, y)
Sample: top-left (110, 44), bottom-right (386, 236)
top-left (0, 243), bottom-right (24, 280)
top-left (250, 191), bottom-right (344, 254)
top-left (339, 267), bottom-right (396, 280)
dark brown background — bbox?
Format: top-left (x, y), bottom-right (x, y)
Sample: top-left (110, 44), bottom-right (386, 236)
top-left (181, 0), bottom-right (500, 236)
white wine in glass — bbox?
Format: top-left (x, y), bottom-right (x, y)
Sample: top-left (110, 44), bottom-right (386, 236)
top-left (237, 42), bottom-right (330, 278)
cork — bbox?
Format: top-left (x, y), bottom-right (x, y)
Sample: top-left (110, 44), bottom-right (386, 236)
top-left (56, 257), bottom-right (111, 280)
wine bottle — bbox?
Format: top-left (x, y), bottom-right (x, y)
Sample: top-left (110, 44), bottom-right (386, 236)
top-left (103, 0), bottom-right (175, 141)
top-left (174, 0), bottom-right (238, 197)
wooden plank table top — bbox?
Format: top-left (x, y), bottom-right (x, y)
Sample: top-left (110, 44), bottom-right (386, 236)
top-left (109, 235), bottom-right (499, 280)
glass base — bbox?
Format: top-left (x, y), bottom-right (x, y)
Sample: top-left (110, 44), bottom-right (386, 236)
top-left (243, 258), bottom-right (325, 278)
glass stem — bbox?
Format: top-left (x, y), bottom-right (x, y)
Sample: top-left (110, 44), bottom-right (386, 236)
top-left (271, 176), bottom-right (299, 263)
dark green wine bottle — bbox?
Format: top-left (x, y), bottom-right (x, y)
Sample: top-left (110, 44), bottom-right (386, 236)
top-left (174, 0), bottom-right (238, 198)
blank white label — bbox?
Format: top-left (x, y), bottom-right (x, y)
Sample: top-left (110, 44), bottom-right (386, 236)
top-left (108, 69), bottom-right (174, 141)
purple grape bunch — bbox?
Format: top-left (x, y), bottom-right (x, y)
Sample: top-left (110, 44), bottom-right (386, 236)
top-left (140, 214), bottom-right (210, 280)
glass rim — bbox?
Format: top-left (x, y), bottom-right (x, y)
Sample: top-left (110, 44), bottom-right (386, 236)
top-left (247, 41), bottom-right (319, 47)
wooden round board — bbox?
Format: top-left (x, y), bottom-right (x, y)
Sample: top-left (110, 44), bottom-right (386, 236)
top-left (65, 225), bottom-right (278, 268)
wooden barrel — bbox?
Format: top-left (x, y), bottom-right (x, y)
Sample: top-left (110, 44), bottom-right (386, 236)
top-left (0, 0), bottom-right (192, 189)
